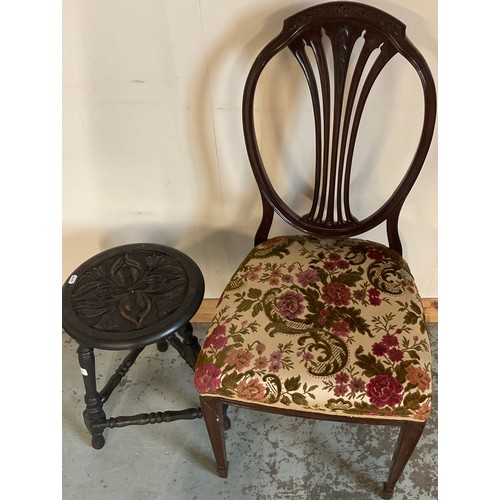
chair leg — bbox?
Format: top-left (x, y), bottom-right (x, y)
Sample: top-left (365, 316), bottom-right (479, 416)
top-left (382, 421), bottom-right (426, 499)
top-left (200, 397), bottom-right (228, 478)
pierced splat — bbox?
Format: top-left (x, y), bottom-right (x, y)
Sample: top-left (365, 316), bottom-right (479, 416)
top-left (290, 24), bottom-right (398, 227)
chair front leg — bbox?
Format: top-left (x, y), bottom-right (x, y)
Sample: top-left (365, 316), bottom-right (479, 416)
top-left (382, 421), bottom-right (426, 499)
top-left (200, 396), bottom-right (228, 478)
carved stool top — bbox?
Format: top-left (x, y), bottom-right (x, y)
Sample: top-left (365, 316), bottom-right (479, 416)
top-left (62, 243), bottom-right (204, 349)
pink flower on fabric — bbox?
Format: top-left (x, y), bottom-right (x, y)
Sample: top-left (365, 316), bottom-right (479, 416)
top-left (276, 291), bottom-right (305, 319)
top-left (319, 307), bottom-right (330, 325)
top-left (367, 249), bottom-right (384, 261)
top-left (321, 283), bottom-right (351, 306)
top-left (335, 371), bottom-right (349, 384)
top-left (406, 365), bottom-right (431, 391)
top-left (328, 252), bottom-right (342, 261)
top-left (236, 378), bottom-right (266, 401)
top-left (302, 352), bottom-right (314, 362)
top-left (366, 375), bottom-right (404, 408)
top-left (204, 333), bottom-right (228, 350)
top-left (244, 270), bottom-right (259, 281)
top-left (193, 364), bottom-right (222, 393)
top-left (349, 378), bottom-right (366, 393)
top-left (254, 356), bottom-right (268, 370)
top-left (324, 260), bottom-right (338, 271)
top-left (334, 384), bottom-right (349, 397)
top-left (255, 342), bottom-right (266, 355)
top-left (296, 269), bottom-right (320, 287)
top-left (368, 288), bottom-right (381, 306)
top-left (387, 348), bottom-right (404, 362)
top-left (268, 351), bottom-right (282, 373)
top-left (268, 360), bottom-right (281, 373)
top-left (412, 403), bottom-right (431, 420)
top-left (269, 351), bottom-right (282, 363)
top-left (224, 348), bottom-right (254, 372)
top-left (382, 334), bottom-right (399, 347)
top-left (372, 342), bottom-right (388, 356)
top-left (212, 325), bottom-right (226, 336)
top-left (332, 321), bottom-right (350, 337)
top-left (204, 325), bottom-right (228, 350)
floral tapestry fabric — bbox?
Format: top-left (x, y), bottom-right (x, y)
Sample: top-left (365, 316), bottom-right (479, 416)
top-left (194, 236), bottom-right (432, 422)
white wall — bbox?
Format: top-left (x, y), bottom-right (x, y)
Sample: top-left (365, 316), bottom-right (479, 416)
top-left (63, 0), bottom-right (437, 297)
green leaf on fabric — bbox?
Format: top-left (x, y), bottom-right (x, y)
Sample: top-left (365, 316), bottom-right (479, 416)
top-left (195, 351), bottom-right (211, 367)
top-left (355, 351), bottom-right (392, 377)
top-left (237, 299), bottom-right (254, 313)
top-left (394, 360), bottom-right (414, 384)
top-left (403, 391), bottom-right (427, 410)
top-left (284, 376), bottom-right (301, 392)
top-left (419, 319), bottom-right (427, 333)
top-left (280, 395), bottom-right (291, 406)
top-left (331, 307), bottom-right (371, 336)
top-left (221, 371), bottom-right (245, 390)
top-left (217, 388), bottom-right (235, 398)
top-left (404, 311), bottom-right (419, 325)
top-left (408, 350), bottom-right (421, 360)
top-left (248, 288), bottom-right (262, 299)
top-left (410, 301), bottom-right (422, 314)
top-left (291, 392), bottom-right (308, 406)
top-left (333, 270), bottom-right (364, 287)
top-left (252, 302), bottom-right (264, 317)
top-left (231, 334), bottom-right (244, 345)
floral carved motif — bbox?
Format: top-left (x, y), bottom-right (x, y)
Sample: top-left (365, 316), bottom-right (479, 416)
top-left (284, 3), bottom-right (405, 39)
top-left (71, 251), bottom-right (188, 332)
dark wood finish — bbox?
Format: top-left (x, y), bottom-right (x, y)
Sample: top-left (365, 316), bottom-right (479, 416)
top-left (202, 396), bottom-right (425, 498)
top-left (77, 345), bottom-right (106, 449)
top-left (62, 243), bottom-right (204, 350)
top-left (63, 243), bottom-right (205, 448)
top-left (382, 421), bottom-right (426, 499)
top-left (243, 1), bottom-right (436, 255)
top-left (201, 2), bottom-right (436, 497)
top-left (200, 397), bottom-right (228, 478)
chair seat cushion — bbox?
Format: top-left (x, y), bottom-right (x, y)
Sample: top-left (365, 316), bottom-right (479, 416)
top-left (194, 235), bottom-right (432, 421)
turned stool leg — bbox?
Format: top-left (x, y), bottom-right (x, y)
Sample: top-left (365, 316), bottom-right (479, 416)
top-left (177, 322), bottom-right (201, 370)
top-left (77, 345), bottom-right (106, 449)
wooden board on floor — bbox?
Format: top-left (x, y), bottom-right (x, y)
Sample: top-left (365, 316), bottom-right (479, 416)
top-left (193, 298), bottom-right (438, 324)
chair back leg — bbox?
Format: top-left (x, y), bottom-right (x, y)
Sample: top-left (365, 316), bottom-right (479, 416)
top-left (382, 421), bottom-right (426, 499)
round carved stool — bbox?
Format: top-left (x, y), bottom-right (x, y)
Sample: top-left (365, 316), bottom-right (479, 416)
top-left (62, 242), bottom-right (205, 449)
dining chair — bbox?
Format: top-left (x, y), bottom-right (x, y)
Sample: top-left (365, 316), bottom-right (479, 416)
top-left (194, 2), bottom-right (436, 497)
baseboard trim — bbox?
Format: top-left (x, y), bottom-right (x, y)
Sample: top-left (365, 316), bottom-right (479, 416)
top-left (193, 298), bottom-right (438, 324)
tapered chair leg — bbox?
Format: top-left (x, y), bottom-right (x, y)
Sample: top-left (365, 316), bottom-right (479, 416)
top-left (200, 397), bottom-right (228, 478)
top-left (382, 421), bottom-right (426, 499)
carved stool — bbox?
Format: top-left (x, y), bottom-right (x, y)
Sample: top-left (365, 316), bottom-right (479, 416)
top-left (62, 243), bottom-right (205, 449)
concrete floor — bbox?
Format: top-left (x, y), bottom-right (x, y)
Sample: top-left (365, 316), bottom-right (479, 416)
top-left (62, 323), bottom-right (437, 500)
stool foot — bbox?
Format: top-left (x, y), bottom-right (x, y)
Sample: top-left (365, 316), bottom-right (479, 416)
top-left (91, 434), bottom-right (106, 450)
top-left (156, 339), bottom-right (169, 352)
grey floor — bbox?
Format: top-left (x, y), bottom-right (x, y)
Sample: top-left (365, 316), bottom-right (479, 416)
top-left (62, 323), bottom-right (437, 500)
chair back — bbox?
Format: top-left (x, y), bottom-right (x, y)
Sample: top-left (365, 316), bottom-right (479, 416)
top-left (242, 2), bottom-right (436, 254)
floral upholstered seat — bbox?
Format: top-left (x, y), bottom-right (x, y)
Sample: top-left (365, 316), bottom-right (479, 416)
top-left (195, 235), bottom-right (431, 421)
